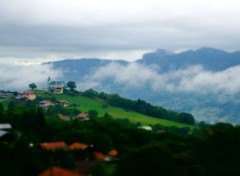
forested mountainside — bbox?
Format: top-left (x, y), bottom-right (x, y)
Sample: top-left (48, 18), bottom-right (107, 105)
top-left (45, 48), bottom-right (240, 123)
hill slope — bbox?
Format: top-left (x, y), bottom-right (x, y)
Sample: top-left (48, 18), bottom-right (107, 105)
top-left (40, 93), bottom-right (193, 128)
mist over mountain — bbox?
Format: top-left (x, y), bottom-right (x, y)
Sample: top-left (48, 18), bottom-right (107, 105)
top-left (46, 48), bottom-right (240, 124)
top-left (137, 47), bottom-right (240, 72)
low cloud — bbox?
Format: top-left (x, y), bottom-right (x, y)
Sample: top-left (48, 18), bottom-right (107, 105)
top-left (0, 64), bottom-right (63, 91)
top-left (81, 62), bottom-right (240, 94)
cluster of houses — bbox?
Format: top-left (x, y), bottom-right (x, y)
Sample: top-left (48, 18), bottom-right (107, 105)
top-left (0, 122), bottom-right (118, 176)
top-left (58, 113), bottom-right (90, 121)
top-left (37, 99), bottom-right (90, 121)
top-left (0, 90), bottom-right (37, 101)
top-left (38, 141), bottom-right (118, 176)
top-left (0, 78), bottom-right (91, 122)
top-left (0, 77), bottom-right (66, 101)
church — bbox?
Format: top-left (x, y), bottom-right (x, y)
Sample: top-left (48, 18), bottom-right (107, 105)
top-left (47, 77), bottom-right (65, 94)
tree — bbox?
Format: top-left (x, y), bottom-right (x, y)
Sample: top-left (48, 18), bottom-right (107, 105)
top-left (88, 110), bottom-right (98, 118)
top-left (13, 91), bottom-right (19, 96)
top-left (0, 103), bottom-right (4, 122)
top-left (82, 89), bottom-right (98, 98)
top-left (178, 112), bottom-right (195, 125)
top-left (66, 81), bottom-right (77, 91)
top-left (29, 83), bottom-right (37, 90)
top-left (117, 143), bottom-right (200, 176)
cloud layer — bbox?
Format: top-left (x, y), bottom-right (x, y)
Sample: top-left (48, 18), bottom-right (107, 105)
top-left (81, 63), bottom-right (240, 94)
top-left (1, 60), bottom-right (239, 95)
top-left (0, 64), bottom-right (63, 91)
top-left (1, 0), bottom-right (240, 60)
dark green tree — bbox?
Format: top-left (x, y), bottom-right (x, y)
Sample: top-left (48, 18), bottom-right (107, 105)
top-left (98, 92), bottom-right (108, 99)
top-left (82, 89), bottom-right (98, 98)
top-left (88, 110), bottom-right (98, 118)
top-left (0, 103), bottom-right (4, 122)
top-left (178, 112), bottom-right (195, 125)
top-left (35, 108), bottom-right (47, 134)
top-left (29, 83), bottom-right (37, 90)
top-left (66, 81), bottom-right (77, 91)
top-left (13, 91), bottom-right (19, 96)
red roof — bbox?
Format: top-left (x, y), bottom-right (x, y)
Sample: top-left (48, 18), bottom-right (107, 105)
top-left (108, 149), bottom-right (118, 156)
top-left (92, 151), bottom-right (106, 161)
top-left (68, 142), bottom-right (89, 151)
top-left (77, 113), bottom-right (89, 119)
top-left (38, 166), bottom-right (85, 176)
top-left (40, 142), bottom-right (67, 151)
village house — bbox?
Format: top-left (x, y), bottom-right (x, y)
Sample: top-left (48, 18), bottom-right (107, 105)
top-left (21, 91), bottom-right (36, 100)
top-left (105, 149), bottom-right (119, 162)
top-left (48, 77), bottom-right (65, 94)
top-left (40, 141), bottom-right (67, 151)
top-left (76, 113), bottom-right (90, 121)
top-left (39, 100), bottom-right (54, 108)
top-left (0, 123), bottom-right (12, 131)
top-left (138, 125), bottom-right (153, 131)
top-left (0, 123), bottom-right (14, 142)
top-left (68, 142), bottom-right (89, 151)
top-left (58, 114), bottom-right (70, 121)
top-left (57, 100), bottom-right (69, 107)
top-left (38, 166), bottom-right (85, 176)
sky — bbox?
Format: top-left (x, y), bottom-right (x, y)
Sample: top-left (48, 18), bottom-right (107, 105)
top-left (1, 0), bottom-right (240, 63)
top-left (1, 0), bottom-right (240, 94)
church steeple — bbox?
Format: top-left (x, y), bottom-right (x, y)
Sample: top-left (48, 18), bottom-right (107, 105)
top-left (47, 77), bottom-right (51, 90)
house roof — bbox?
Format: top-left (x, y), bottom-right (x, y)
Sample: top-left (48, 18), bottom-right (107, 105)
top-left (39, 100), bottom-right (54, 105)
top-left (0, 123), bottom-right (12, 130)
top-left (68, 142), bottom-right (89, 151)
top-left (58, 100), bottom-right (68, 104)
top-left (108, 149), bottom-right (118, 156)
top-left (77, 113), bottom-right (89, 119)
top-left (38, 166), bottom-right (85, 176)
top-left (92, 151), bottom-right (106, 161)
top-left (58, 114), bottom-right (70, 121)
top-left (40, 142), bottom-right (67, 151)
top-left (22, 91), bottom-right (36, 95)
top-left (49, 81), bottom-right (65, 86)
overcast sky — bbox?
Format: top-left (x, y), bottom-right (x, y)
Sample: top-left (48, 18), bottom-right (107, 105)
top-left (1, 0), bottom-right (240, 63)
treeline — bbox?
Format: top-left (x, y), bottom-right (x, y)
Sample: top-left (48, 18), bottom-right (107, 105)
top-left (1, 102), bottom-right (240, 175)
top-left (82, 89), bottom-right (195, 125)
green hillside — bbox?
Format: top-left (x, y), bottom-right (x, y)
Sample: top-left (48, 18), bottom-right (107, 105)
top-left (0, 97), bottom-right (12, 108)
top-left (40, 93), bottom-right (193, 128)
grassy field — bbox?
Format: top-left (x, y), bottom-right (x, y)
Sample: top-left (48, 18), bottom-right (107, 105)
top-left (0, 97), bottom-right (12, 108)
top-left (40, 93), bottom-right (193, 128)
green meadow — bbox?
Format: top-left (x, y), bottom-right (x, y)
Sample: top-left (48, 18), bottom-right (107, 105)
top-left (40, 93), bottom-right (193, 128)
top-left (0, 97), bottom-right (12, 108)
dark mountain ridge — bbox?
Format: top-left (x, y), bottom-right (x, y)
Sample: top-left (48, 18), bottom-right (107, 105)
top-left (137, 47), bottom-right (240, 72)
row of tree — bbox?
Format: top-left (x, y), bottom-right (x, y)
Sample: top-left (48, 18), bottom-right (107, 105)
top-left (28, 81), bottom-right (77, 91)
top-left (81, 89), bottom-right (195, 125)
